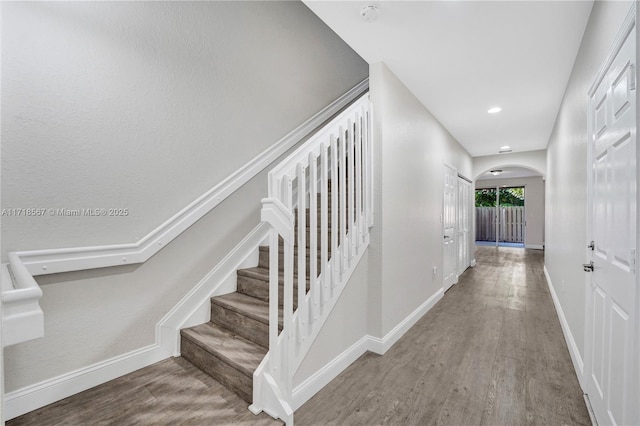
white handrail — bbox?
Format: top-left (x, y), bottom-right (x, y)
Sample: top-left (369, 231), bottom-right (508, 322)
top-left (254, 93), bottom-right (373, 424)
top-left (2, 254), bottom-right (44, 347)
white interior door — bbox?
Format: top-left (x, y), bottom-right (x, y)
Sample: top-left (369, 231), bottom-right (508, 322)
top-left (457, 176), bottom-right (471, 275)
top-left (586, 20), bottom-right (638, 426)
top-left (443, 165), bottom-right (458, 290)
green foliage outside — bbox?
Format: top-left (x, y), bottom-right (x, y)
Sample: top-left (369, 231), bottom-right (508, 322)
top-left (475, 187), bottom-right (524, 207)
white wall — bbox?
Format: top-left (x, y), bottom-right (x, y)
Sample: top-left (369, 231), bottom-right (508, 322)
top-left (473, 150), bottom-right (547, 179)
top-left (2, 1), bottom-right (367, 394)
top-left (0, 1), bottom-right (367, 260)
top-left (475, 176), bottom-right (545, 248)
top-left (545, 0), bottom-right (634, 377)
top-left (293, 62), bottom-right (473, 392)
top-left (370, 62), bottom-right (472, 337)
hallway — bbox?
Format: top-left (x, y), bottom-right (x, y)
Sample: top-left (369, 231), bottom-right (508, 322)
top-left (7, 247), bottom-right (589, 425)
top-left (295, 247), bottom-right (590, 425)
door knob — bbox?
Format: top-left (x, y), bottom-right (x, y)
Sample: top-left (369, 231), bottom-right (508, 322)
top-left (583, 261), bottom-right (594, 272)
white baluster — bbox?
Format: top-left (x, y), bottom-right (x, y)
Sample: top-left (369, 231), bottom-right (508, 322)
top-left (330, 135), bottom-right (339, 293)
top-left (284, 179), bottom-right (294, 399)
top-left (320, 142), bottom-right (329, 315)
top-left (296, 164), bottom-right (307, 344)
top-left (268, 229), bottom-right (279, 376)
top-left (338, 126), bottom-right (348, 284)
top-left (339, 127), bottom-right (347, 277)
top-left (355, 111), bottom-right (363, 249)
top-left (348, 118), bottom-right (356, 264)
top-left (309, 152), bottom-right (318, 329)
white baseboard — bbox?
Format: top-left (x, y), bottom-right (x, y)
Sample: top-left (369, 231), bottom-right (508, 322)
top-left (543, 265), bottom-right (585, 388)
top-left (525, 244), bottom-right (544, 250)
top-left (4, 344), bottom-right (170, 420)
top-left (470, 259), bottom-right (477, 267)
top-left (291, 336), bottom-right (370, 410)
top-left (5, 224), bottom-right (271, 420)
top-left (6, 281), bottom-right (444, 420)
top-left (368, 288), bottom-right (444, 355)
top-left (290, 287), bottom-right (444, 411)
top-left (2, 81), bottom-right (369, 421)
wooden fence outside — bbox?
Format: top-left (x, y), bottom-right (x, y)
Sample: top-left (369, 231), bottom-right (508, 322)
top-left (475, 206), bottom-right (524, 242)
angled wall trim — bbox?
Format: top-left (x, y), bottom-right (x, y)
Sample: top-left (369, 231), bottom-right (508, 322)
top-left (11, 79), bottom-right (369, 277)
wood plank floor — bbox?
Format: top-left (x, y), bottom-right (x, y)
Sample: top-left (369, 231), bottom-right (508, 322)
top-left (7, 246), bottom-right (589, 425)
top-left (6, 356), bottom-right (281, 426)
top-left (295, 247), bottom-right (590, 425)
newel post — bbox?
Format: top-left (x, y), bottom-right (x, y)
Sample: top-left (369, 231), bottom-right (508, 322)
top-left (260, 197), bottom-right (294, 398)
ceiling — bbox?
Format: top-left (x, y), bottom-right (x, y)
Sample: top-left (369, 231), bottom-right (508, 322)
top-left (303, 0), bottom-right (594, 157)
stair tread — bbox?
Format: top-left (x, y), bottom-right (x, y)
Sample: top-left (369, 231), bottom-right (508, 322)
top-left (212, 292), bottom-right (283, 327)
top-left (181, 322), bottom-right (266, 377)
top-left (237, 266), bottom-right (312, 282)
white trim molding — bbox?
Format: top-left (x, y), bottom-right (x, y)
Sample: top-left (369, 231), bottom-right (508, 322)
top-left (4, 222), bottom-right (270, 420)
top-left (2, 80), bottom-right (370, 421)
top-left (543, 265), bottom-right (585, 388)
top-left (10, 79), bottom-right (369, 278)
top-left (4, 344), bottom-right (170, 420)
top-left (291, 287), bottom-right (444, 411)
top-left (368, 288), bottom-right (444, 355)
top-left (158, 223), bottom-right (269, 356)
top-left (292, 336), bottom-right (370, 410)
top-left (525, 244), bottom-right (544, 250)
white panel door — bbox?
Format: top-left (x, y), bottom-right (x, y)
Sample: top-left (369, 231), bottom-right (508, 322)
top-left (586, 23), bottom-right (638, 426)
top-left (443, 165), bottom-right (458, 290)
top-left (457, 177), bottom-right (471, 275)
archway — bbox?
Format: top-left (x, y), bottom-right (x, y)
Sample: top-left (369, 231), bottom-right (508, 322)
top-left (474, 166), bottom-right (545, 250)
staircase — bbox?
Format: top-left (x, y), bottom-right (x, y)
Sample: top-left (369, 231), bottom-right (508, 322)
top-left (179, 195), bottom-right (330, 404)
top-left (179, 93), bottom-right (371, 423)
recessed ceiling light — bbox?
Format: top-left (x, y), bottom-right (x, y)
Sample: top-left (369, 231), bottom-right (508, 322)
top-left (500, 145), bottom-right (510, 150)
top-left (488, 107), bottom-right (502, 114)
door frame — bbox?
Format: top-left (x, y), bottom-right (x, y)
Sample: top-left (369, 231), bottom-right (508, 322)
top-left (584, 3), bottom-right (639, 423)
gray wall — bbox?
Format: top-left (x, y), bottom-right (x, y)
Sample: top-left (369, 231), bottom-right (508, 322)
top-left (1, 1), bottom-right (367, 259)
top-left (2, 1), bottom-right (367, 392)
top-left (476, 176), bottom-right (545, 248)
top-left (545, 0), bottom-right (633, 371)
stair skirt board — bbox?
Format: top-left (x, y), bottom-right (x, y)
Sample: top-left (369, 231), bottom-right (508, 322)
top-left (3, 286), bottom-right (444, 421)
top-left (180, 213), bottom-right (339, 403)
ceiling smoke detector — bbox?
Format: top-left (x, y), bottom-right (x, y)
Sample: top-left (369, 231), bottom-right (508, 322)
top-left (360, 4), bottom-right (380, 23)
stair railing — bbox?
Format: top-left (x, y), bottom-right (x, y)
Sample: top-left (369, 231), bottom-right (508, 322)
top-left (253, 93), bottom-right (372, 423)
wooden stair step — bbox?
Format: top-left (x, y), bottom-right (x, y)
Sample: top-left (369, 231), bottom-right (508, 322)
top-left (180, 322), bottom-right (266, 403)
top-left (258, 246), bottom-right (325, 272)
top-left (210, 292), bottom-right (282, 348)
top-left (237, 266), bottom-right (311, 303)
